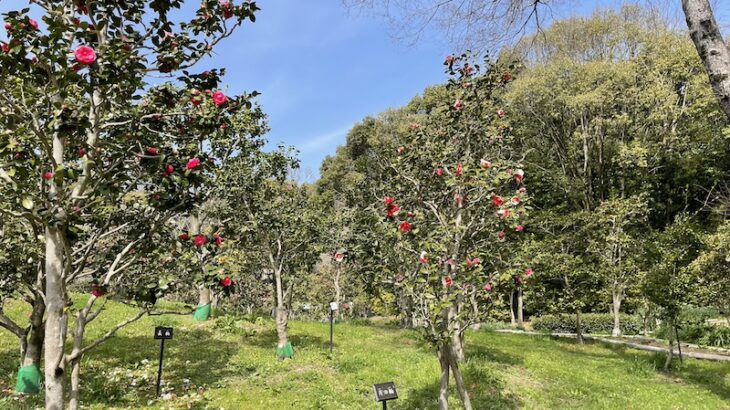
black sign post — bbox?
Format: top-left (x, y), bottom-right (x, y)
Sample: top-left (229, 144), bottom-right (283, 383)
top-left (153, 326), bottom-right (173, 396)
top-left (373, 382), bottom-right (398, 409)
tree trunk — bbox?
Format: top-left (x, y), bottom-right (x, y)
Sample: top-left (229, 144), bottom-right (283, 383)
top-left (44, 226), bottom-right (67, 410)
top-left (449, 344), bottom-right (473, 410)
top-left (451, 332), bottom-right (465, 363)
top-left (437, 344), bottom-right (450, 410)
top-left (576, 310), bottom-right (584, 345)
top-left (69, 360), bottom-right (81, 410)
top-left (274, 267), bottom-right (290, 358)
top-left (517, 288), bottom-right (524, 328)
top-left (681, 0), bottom-right (730, 121)
top-left (21, 298), bottom-right (45, 368)
top-left (663, 322), bottom-right (675, 371)
top-left (509, 291), bottom-right (516, 327)
top-left (611, 290), bottom-right (622, 337)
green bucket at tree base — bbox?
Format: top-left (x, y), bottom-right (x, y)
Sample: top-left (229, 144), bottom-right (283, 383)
top-left (276, 341), bottom-right (294, 359)
top-left (15, 364), bottom-right (42, 394)
top-left (193, 303), bottom-right (211, 321)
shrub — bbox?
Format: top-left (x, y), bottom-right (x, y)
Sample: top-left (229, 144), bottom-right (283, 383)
top-left (532, 313), bottom-right (642, 335)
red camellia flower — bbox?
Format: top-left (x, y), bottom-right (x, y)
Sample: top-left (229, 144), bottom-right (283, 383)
top-left (386, 205), bottom-right (401, 218)
top-left (28, 19), bottom-right (38, 30)
top-left (193, 235), bottom-right (207, 247)
top-left (444, 55), bottom-right (455, 64)
top-left (515, 225), bottom-right (524, 232)
top-left (212, 91), bottom-right (228, 106)
top-left (399, 221), bottom-right (412, 233)
top-left (397, 146), bottom-right (405, 155)
top-left (1, 43), bottom-right (8, 53)
top-left (74, 45), bottom-right (97, 65)
top-left (79, 148), bottom-right (86, 157)
top-left (42, 171), bottom-right (53, 181)
top-left (221, 276), bottom-right (233, 287)
top-left (497, 231), bottom-right (506, 239)
top-left (190, 89), bottom-right (202, 106)
top-left (383, 196), bottom-right (395, 206)
top-left (146, 147), bottom-right (159, 156)
top-left (454, 194), bottom-right (463, 206)
top-left (497, 209), bottom-right (510, 218)
top-left (453, 99), bottom-right (462, 110)
top-left (410, 123), bottom-right (419, 130)
top-left (214, 235), bottom-right (224, 246)
top-left (515, 276), bottom-right (523, 285)
top-left (419, 251), bottom-right (428, 264)
top-left (514, 169), bottom-right (525, 182)
top-left (179, 233), bottom-right (190, 241)
top-left (497, 109), bottom-right (506, 118)
top-left (524, 267), bottom-right (534, 277)
top-left (480, 159), bottom-right (491, 169)
top-left (455, 163), bottom-right (463, 177)
top-left (220, 0), bottom-right (234, 19)
top-left (4, 23), bottom-right (11, 31)
top-left (164, 164), bottom-right (174, 176)
top-left (466, 258), bottom-right (481, 268)
top-left (91, 285), bottom-right (105, 298)
top-left (435, 168), bottom-right (444, 176)
top-left (511, 196), bottom-right (521, 205)
top-left (502, 72), bottom-right (512, 82)
top-left (186, 158), bottom-right (201, 170)
top-left (442, 276), bottom-right (453, 288)
top-left (484, 282), bottom-right (493, 292)
top-left (334, 252), bottom-right (345, 262)
top-left (491, 195), bottom-right (504, 207)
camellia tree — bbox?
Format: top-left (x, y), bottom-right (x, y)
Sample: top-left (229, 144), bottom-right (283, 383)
top-left (0, 1), bottom-right (262, 408)
top-left (375, 56), bottom-right (531, 410)
top-left (217, 149), bottom-right (322, 359)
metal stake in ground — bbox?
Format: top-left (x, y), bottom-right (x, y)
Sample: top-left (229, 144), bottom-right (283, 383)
top-left (329, 302), bottom-right (338, 353)
top-left (153, 326), bottom-right (174, 396)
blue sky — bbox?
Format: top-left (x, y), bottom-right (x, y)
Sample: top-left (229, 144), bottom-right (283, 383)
top-left (3, 1), bottom-right (729, 179)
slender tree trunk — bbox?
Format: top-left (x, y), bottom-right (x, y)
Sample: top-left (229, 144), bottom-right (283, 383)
top-left (517, 288), bottom-right (524, 328)
top-left (44, 226), bottom-right (67, 410)
top-left (21, 298), bottom-right (45, 368)
top-left (663, 321), bottom-right (675, 371)
top-left (509, 291), bottom-right (516, 327)
top-left (449, 344), bottom-right (473, 410)
top-left (274, 267), bottom-right (289, 357)
top-left (681, 0), bottom-right (730, 121)
top-left (198, 287), bottom-right (211, 306)
top-left (437, 344), bottom-right (450, 410)
top-left (576, 310), bottom-right (584, 344)
top-left (612, 289), bottom-right (622, 337)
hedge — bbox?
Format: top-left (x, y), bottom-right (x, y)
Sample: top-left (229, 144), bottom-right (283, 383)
top-left (532, 313), bottom-right (643, 335)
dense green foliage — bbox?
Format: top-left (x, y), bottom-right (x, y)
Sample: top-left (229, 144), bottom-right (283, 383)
top-left (532, 313), bottom-right (643, 335)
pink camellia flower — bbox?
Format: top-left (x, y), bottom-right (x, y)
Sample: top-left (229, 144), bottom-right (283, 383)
top-left (28, 19), bottom-right (38, 30)
top-left (334, 252), bottom-right (345, 262)
top-left (454, 194), bottom-right (463, 206)
top-left (497, 231), bottom-right (506, 239)
top-left (419, 251), bottom-right (428, 264)
top-left (221, 276), bottom-right (232, 287)
top-left (524, 267), bottom-right (534, 277)
top-left (442, 276), bottom-right (454, 288)
top-left (1, 43), bottom-right (8, 53)
top-left (514, 169), bottom-right (525, 182)
top-left (42, 171), bottom-right (54, 181)
top-left (214, 235), bottom-right (224, 246)
top-left (410, 123), bottom-right (419, 130)
top-left (491, 195), bottom-right (504, 207)
top-left (212, 91), bottom-right (228, 106)
top-left (397, 146), bottom-right (405, 155)
top-left (164, 164), bottom-right (174, 176)
top-left (455, 163), bottom-right (463, 177)
top-left (515, 225), bottom-right (524, 232)
top-left (4, 23), bottom-right (11, 31)
top-left (453, 99), bottom-right (462, 110)
top-left (511, 196), bottom-right (521, 205)
top-left (484, 282), bottom-right (493, 292)
top-left (399, 221), bottom-right (412, 233)
top-left (193, 234), bottom-right (207, 247)
top-left (190, 89), bottom-right (202, 106)
top-left (466, 258), bottom-right (481, 268)
top-left (480, 159), bottom-right (491, 169)
top-left (435, 168), bottom-right (444, 176)
top-left (383, 196), bottom-right (395, 206)
top-left (519, 187), bottom-right (527, 193)
top-left (497, 109), bottom-right (506, 118)
top-left (447, 258), bottom-right (456, 266)
top-left (146, 147), bottom-right (159, 156)
top-left (74, 45), bottom-right (97, 65)
top-left (463, 64), bottom-right (474, 74)
top-left (220, 0), bottom-right (234, 19)
top-left (444, 55), bottom-right (455, 64)
top-left (179, 233), bottom-right (190, 241)
top-left (186, 157), bottom-right (201, 170)
top-left (497, 209), bottom-right (511, 218)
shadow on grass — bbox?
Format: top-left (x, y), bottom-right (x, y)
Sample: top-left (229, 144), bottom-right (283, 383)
top-left (240, 328), bottom-right (331, 352)
top-left (78, 327), bottom-right (238, 407)
top-left (400, 342), bottom-right (523, 410)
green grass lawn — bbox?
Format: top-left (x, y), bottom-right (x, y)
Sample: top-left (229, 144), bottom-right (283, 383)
top-left (1, 298), bottom-right (729, 409)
